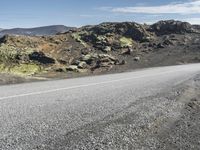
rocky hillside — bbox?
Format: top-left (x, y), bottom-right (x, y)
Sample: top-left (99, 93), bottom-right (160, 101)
top-left (0, 25), bottom-right (75, 37)
top-left (0, 20), bottom-right (199, 79)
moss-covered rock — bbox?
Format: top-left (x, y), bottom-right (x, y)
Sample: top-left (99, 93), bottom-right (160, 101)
top-left (72, 32), bottom-right (88, 47)
top-left (10, 64), bottom-right (41, 76)
top-left (120, 37), bottom-right (133, 48)
top-left (0, 63), bottom-right (42, 76)
top-left (0, 44), bottom-right (34, 64)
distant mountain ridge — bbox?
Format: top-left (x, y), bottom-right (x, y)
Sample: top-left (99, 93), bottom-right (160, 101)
top-left (0, 25), bottom-right (75, 37)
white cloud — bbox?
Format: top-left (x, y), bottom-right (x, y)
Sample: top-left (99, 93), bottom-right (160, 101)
top-left (183, 17), bottom-right (200, 24)
top-left (106, 0), bottom-right (200, 14)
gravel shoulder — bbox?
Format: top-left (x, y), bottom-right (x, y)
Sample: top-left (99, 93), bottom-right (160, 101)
top-left (0, 74), bottom-right (32, 85)
top-left (43, 74), bottom-right (200, 150)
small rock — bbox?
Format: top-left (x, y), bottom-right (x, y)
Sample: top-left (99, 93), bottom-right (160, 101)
top-left (78, 61), bottom-right (87, 69)
top-left (66, 65), bottom-right (79, 72)
top-left (163, 39), bottom-right (174, 46)
top-left (103, 46), bottom-right (111, 52)
top-left (118, 60), bottom-right (126, 65)
top-left (55, 68), bottom-right (66, 72)
top-left (121, 47), bottom-right (133, 55)
top-left (81, 54), bottom-right (98, 65)
top-left (82, 54), bottom-right (98, 61)
top-left (81, 48), bottom-right (92, 55)
top-left (98, 54), bottom-right (117, 62)
top-left (148, 43), bottom-right (157, 47)
top-left (58, 59), bottom-right (67, 64)
top-left (71, 60), bottom-right (80, 66)
top-left (157, 43), bottom-right (165, 48)
top-left (134, 56), bottom-right (140, 61)
top-left (99, 62), bottom-right (112, 67)
top-left (141, 36), bottom-right (152, 42)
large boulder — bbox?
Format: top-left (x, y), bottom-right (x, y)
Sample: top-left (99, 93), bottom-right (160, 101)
top-left (81, 53), bottom-right (98, 65)
top-left (79, 53), bottom-right (120, 70)
top-left (81, 22), bottom-right (152, 42)
top-left (117, 23), bottom-right (152, 42)
top-left (94, 54), bottom-right (119, 68)
top-left (29, 51), bottom-right (55, 64)
top-left (150, 20), bottom-right (194, 35)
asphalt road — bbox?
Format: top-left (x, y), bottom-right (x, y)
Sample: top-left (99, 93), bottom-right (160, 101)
top-left (0, 64), bottom-right (200, 150)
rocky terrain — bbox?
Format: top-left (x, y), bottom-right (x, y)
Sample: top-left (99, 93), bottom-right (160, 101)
top-left (0, 20), bottom-right (200, 84)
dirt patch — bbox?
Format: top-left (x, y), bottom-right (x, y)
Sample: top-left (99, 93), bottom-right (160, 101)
top-left (0, 73), bottom-right (45, 85)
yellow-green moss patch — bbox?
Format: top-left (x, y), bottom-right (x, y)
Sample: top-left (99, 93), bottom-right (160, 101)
top-left (0, 44), bottom-right (34, 64)
top-left (10, 64), bottom-right (41, 76)
top-left (120, 37), bottom-right (133, 48)
top-left (0, 63), bottom-right (42, 76)
top-left (72, 32), bottom-right (88, 47)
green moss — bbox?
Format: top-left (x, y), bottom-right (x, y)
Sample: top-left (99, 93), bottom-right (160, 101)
top-left (0, 44), bottom-right (34, 64)
top-left (0, 45), bottom-right (18, 63)
top-left (119, 37), bottom-right (133, 48)
top-left (10, 64), bottom-right (41, 76)
top-left (72, 32), bottom-right (87, 47)
top-left (0, 64), bottom-right (8, 72)
top-left (0, 44), bottom-right (44, 76)
top-left (0, 63), bottom-right (42, 76)
top-left (72, 33), bottom-right (80, 41)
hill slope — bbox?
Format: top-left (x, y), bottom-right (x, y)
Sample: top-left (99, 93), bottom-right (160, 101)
top-left (0, 20), bottom-right (199, 82)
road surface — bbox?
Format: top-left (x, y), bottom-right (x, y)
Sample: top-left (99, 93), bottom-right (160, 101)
top-left (0, 64), bottom-right (200, 150)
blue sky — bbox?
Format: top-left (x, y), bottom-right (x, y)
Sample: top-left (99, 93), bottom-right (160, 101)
top-left (0, 0), bottom-right (200, 28)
